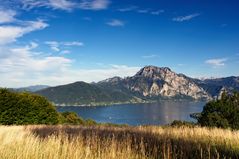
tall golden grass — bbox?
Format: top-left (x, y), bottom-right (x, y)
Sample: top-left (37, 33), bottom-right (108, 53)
top-left (0, 125), bottom-right (239, 159)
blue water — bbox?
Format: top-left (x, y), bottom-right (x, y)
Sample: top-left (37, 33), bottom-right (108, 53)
top-left (57, 101), bottom-right (205, 126)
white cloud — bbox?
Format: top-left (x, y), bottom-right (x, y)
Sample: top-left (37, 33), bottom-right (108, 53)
top-left (151, 10), bottom-right (164, 15)
top-left (52, 46), bottom-right (60, 52)
top-left (0, 20), bottom-right (48, 45)
top-left (0, 9), bottom-right (17, 24)
top-left (21, 0), bottom-right (111, 11)
top-left (28, 42), bottom-right (39, 49)
top-left (0, 43), bottom-right (140, 87)
top-left (49, 0), bottom-right (76, 11)
top-left (21, 0), bottom-right (77, 11)
top-left (63, 41), bottom-right (84, 46)
top-left (141, 54), bottom-right (159, 59)
top-left (177, 63), bottom-right (185, 67)
top-left (21, 0), bottom-right (49, 10)
top-left (36, 64), bottom-right (140, 87)
top-left (205, 58), bottom-right (227, 68)
top-left (45, 41), bottom-right (83, 52)
top-left (118, 6), bottom-right (138, 12)
top-left (79, 0), bottom-right (110, 10)
top-left (45, 41), bottom-right (60, 51)
top-left (118, 7), bottom-right (164, 16)
top-left (172, 13), bottom-right (200, 22)
top-left (137, 9), bottom-right (149, 14)
top-left (106, 19), bottom-right (124, 27)
top-left (0, 43), bottom-right (73, 87)
top-left (60, 50), bottom-right (71, 54)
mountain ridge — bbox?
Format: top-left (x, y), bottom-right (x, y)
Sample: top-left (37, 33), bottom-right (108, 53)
top-left (14, 85), bottom-right (50, 92)
top-left (35, 66), bottom-right (239, 106)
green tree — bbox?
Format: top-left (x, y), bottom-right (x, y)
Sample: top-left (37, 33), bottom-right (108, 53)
top-left (60, 112), bottom-right (84, 125)
top-left (0, 89), bottom-right (60, 125)
top-left (198, 92), bottom-right (239, 129)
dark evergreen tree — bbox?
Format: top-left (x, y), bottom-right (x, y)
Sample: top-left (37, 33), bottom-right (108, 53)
top-left (198, 92), bottom-right (239, 129)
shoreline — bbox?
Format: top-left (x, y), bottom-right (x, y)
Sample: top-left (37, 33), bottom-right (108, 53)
top-left (55, 98), bottom-right (207, 107)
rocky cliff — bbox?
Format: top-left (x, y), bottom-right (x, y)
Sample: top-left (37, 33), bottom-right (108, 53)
top-left (123, 66), bottom-right (211, 100)
top-left (35, 66), bottom-right (239, 106)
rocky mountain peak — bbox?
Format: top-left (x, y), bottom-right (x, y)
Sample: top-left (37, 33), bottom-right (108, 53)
top-left (130, 65), bottom-right (211, 99)
top-left (135, 66), bottom-right (174, 79)
top-left (99, 76), bottom-right (123, 84)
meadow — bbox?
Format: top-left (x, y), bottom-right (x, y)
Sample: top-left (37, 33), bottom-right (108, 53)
top-left (0, 125), bottom-right (239, 159)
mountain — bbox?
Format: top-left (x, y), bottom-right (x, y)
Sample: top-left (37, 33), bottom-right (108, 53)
top-left (193, 76), bottom-right (239, 98)
top-left (14, 85), bottom-right (49, 92)
top-left (35, 66), bottom-right (239, 106)
top-left (123, 66), bottom-right (210, 100)
top-left (36, 81), bottom-right (142, 106)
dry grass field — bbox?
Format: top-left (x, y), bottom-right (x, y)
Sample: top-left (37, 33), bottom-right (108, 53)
top-left (0, 125), bottom-right (239, 159)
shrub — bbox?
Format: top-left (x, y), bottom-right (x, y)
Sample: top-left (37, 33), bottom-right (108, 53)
top-left (198, 92), bottom-right (239, 129)
top-left (0, 89), bottom-right (59, 125)
top-left (170, 120), bottom-right (196, 127)
top-left (84, 119), bottom-right (97, 126)
top-left (60, 112), bottom-right (84, 125)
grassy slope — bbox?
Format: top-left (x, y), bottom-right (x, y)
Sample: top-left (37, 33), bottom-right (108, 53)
top-left (1, 125), bottom-right (239, 159)
top-left (36, 82), bottom-right (140, 106)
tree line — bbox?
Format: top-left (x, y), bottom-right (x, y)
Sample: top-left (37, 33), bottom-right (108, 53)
top-left (0, 88), bottom-right (94, 125)
top-left (1, 88), bottom-right (239, 130)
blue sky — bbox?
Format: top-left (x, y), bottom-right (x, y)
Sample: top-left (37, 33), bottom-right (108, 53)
top-left (0, 0), bottom-right (239, 87)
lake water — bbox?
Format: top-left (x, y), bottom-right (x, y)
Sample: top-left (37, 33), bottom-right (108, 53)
top-left (57, 101), bottom-right (206, 126)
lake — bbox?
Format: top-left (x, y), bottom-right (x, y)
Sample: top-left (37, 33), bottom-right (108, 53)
top-left (57, 101), bottom-right (206, 126)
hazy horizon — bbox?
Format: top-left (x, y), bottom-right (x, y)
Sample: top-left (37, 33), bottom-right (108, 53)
top-left (0, 0), bottom-right (239, 87)
top-left (9, 65), bottom-right (239, 88)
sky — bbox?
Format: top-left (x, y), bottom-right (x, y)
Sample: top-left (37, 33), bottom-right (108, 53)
top-left (0, 0), bottom-right (239, 87)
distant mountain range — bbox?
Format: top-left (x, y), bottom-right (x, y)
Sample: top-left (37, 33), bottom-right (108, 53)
top-left (34, 66), bottom-right (239, 106)
top-left (14, 85), bottom-right (49, 92)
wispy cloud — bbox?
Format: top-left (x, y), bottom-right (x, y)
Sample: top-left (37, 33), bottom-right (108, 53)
top-left (45, 41), bottom-right (60, 51)
top-left (60, 50), bottom-right (71, 54)
top-left (177, 63), bottom-right (185, 67)
top-left (172, 13), bottom-right (200, 22)
top-left (118, 6), bottom-right (164, 16)
top-left (0, 20), bottom-right (48, 45)
top-left (205, 58), bottom-right (227, 68)
top-left (0, 8), bottom-right (17, 24)
top-left (151, 10), bottom-right (164, 15)
top-left (22, 0), bottom-right (111, 11)
top-left (0, 42), bottom-right (73, 87)
top-left (137, 9), bottom-right (149, 14)
top-left (79, 0), bottom-right (110, 10)
top-left (45, 41), bottom-right (84, 52)
top-left (49, 0), bottom-right (76, 11)
top-left (106, 19), bottom-right (125, 27)
top-left (141, 54), bottom-right (159, 59)
top-left (21, 0), bottom-right (77, 11)
top-left (0, 43), bottom-right (139, 87)
top-left (118, 6), bottom-right (138, 12)
top-left (63, 41), bottom-right (84, 46)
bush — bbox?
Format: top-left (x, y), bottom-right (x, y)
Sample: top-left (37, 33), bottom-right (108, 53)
top-left (60, 112), bottom-right (84, 125)
top-left (0, 89), bottom-right (100, 126)
top-left (198, 92), bottom-right (239, 129)
top-left (84, 119), bottom-right (97, 126)
top-left (170, 120), bottom-right (196, 127)
top-left (0, 89), bottom-right (60, 125)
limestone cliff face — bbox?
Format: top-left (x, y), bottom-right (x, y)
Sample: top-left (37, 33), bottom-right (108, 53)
top-left (125, 66), bottom-right (211, 100)
top-left (36, 65), bottom-right (238, 105)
